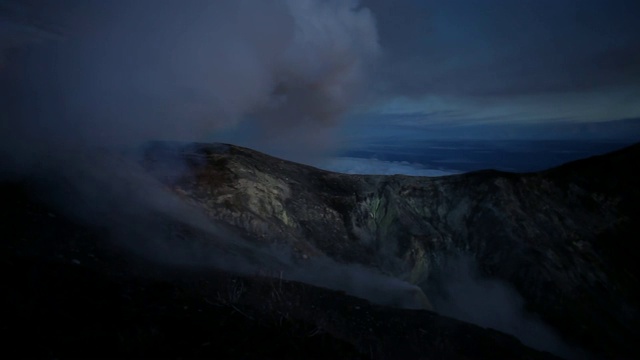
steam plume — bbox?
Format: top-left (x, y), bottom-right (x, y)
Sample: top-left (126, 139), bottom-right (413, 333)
top-left (0, 0), bottom-right (432, 312)
top-left (1, 0), bottom-right (379, 163)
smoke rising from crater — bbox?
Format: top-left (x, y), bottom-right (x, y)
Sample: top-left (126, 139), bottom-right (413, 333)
top-left (1, 0), bottom-right (427, 314)
top-left (427, 255), bottom-right (583, 359)
top-left (1, 0), bottom-right (379, 164)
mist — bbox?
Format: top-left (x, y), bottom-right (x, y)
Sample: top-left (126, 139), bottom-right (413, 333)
top-left (1, 0), bottom-right (379, 165)
top-left (1, 0), bottom-right (431, 312)
top-left (426, 254), bottom-right (584, 359)
top-left (21, 147), bottom-right (429, 311)
top-left (0, 0), bottom-right (378, 242)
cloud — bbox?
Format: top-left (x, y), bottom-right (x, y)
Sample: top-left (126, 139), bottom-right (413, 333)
top-left (316, 156), bottom-right (458, 176)
top-left (361, 0), bottom-right (640, 98)
top-left (1, 0), bottom-right (379, 165)
top-left (0, 0), bottom-right (433, 313)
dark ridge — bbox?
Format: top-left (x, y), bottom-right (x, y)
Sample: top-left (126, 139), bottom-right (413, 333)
top-left (0, 181), bottom-right (556, 359)
top-left (139, 140), bottom-right (640, 358)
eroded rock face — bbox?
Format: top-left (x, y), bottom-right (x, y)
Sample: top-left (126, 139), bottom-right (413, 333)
top-left (0, 182), bottom-right (558, 359)
top-left (143, 141), bottom-right (640, 357)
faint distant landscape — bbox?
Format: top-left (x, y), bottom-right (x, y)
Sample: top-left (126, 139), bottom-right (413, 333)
top-left (320, 139), bottom-right (637, 175)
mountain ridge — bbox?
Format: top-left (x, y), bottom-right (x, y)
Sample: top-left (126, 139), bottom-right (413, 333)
top-left (1, 141), bottom-right (638, 358)
top-left (1, 179), bottom-right (557, 359)
top-left (142, 140), bottom-right (640, 357)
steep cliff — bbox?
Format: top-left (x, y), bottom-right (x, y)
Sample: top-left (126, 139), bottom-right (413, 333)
top-left (143, 141), bottom-right (640, 357)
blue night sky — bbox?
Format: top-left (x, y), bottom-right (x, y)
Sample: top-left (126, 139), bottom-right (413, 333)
top-left (344, 0), bottom-right (640, 143)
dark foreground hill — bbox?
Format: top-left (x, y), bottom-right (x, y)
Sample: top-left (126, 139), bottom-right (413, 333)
top-left (142, 141), bottom-right (640, 358)
top-left (1, 141), bottom-right (638, 358)
top-left (1, 181), bottom-right (555, 359)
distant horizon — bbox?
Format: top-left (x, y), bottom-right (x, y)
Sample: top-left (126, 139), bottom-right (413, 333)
top-left (214, 113), bottom-right (640, 174)
top-left (324, 138), bottom-right (637, 174)
top-left (205, 135), bottom-right (637, 176)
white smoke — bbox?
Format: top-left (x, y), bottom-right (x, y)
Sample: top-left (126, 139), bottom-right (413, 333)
top-left (428, 255), bottom-right (584, 359)
top-left (1, 0), bottom-right (379, 161)
top-left (1, 0), bottom-right (432, 315)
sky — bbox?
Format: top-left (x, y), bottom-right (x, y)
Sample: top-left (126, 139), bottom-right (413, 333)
top-left (349, 0), bottom-right (640, 143)
top-left (1, 0), bottom-right (640, 174)
top-left (205, 0), bottom-right (640, 152)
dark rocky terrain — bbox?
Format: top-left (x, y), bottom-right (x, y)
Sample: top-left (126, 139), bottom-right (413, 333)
top-left (1, 141), bottom-right (638, 358)
top-left (141, 140), bottom-right (640, 358)
top-left (1, 181), bottom-right (555, 359)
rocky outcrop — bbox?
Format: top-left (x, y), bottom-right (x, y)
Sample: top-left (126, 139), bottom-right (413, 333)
top-left (143, 141), bottom-right (640, 357)
top-left (1, 181), bottom-right (557, 359)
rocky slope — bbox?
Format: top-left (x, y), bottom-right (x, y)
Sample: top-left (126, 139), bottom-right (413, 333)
top-left (1, 181), bottom-right (556, 359)
top-left (142, 141), bottom-right (640, 357)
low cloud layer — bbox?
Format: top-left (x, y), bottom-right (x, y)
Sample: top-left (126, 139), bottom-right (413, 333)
top-left (317, 156), bottom-right (458, 176)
